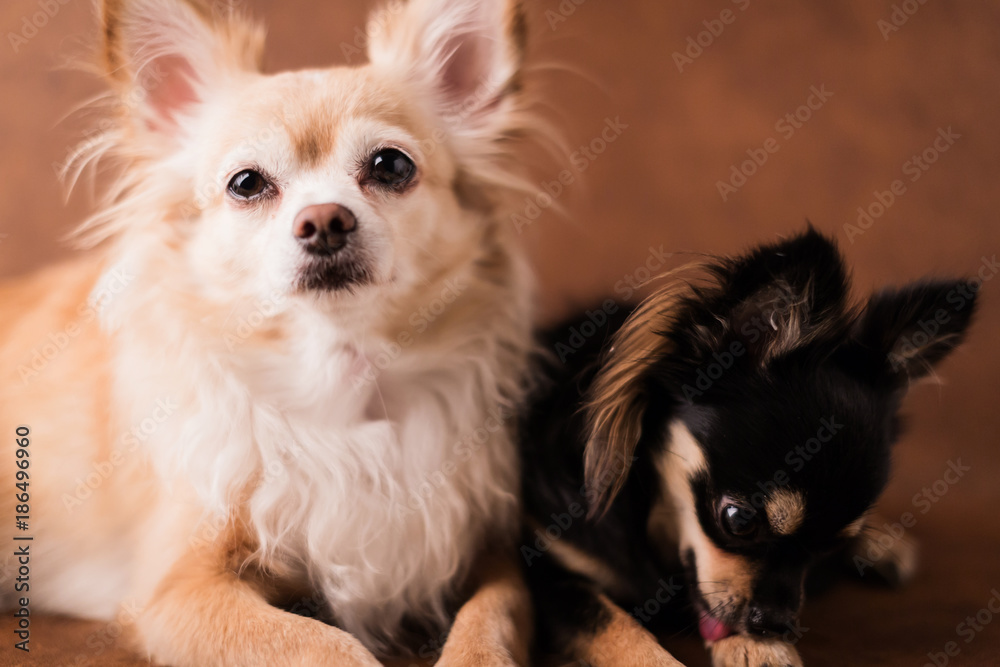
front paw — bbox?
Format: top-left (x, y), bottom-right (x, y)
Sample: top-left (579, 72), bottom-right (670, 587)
top-left (317, 635), bottom-right (384, 667)
top-left (710, 635), bottom-right (803, 667)
top-left (288, 639), bottom-right (383, 667)
top-left (435, 645), bottom-right (517, 667)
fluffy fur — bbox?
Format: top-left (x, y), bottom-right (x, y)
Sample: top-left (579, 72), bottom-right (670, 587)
top-left (1, 0), bottom-right (544, 663)
top-left (520, 228), bottom-right (978, 666)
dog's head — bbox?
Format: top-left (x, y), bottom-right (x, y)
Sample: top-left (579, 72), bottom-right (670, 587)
top-left (82, 0), bottom-right (530, 315)
top-left (583, 228), bottom-right (977, 642)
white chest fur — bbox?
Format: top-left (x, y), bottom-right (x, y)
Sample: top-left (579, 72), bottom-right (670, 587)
top-left (124, 309), bottom-right (520, 649)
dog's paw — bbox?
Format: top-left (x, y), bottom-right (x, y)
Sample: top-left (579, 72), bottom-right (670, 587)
top-left (710, 635), bottom-right (803, 667)
top-left (321, 639), bottom-right (384, 667)
top-left (584, 641), bottom-right (687, 667)
top-left (630, 645), bottom-right (687, 667)
top-left (290, 628), bottom-right (383, 667)
top-left (847, 521), bottom-right (919, 588)
top-left (434, 645), bottom-right (517, 667)
top-left (290, 644), bottom-right (382, 667)
top-left (574, 642), bottom-right (685, 667)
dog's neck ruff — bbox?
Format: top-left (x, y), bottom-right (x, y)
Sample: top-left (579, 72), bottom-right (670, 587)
top-left (100, 256), bottom-right (528, 650)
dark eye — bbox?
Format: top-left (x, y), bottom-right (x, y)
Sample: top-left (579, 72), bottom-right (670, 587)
top-left (720, 503), bottom-right (759, 539)
top-left (228, 169), bottom-right (269, 199)
top-left (368, 148), bottom-right (415, 188)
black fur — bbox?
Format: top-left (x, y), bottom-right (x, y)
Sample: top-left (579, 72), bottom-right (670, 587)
top-left (520, 227), bottom-right (978, 659)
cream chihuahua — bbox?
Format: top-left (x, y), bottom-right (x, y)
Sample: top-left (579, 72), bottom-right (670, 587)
top-left (1, 0), bottom-right (541, 664)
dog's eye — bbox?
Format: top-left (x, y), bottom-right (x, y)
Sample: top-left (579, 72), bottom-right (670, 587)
top-left (368, 149), bottom-right (415, 188)
top-left (228, 170), bottom-right (269, 199)
top-left (721, 503), bottom-right (759, 539)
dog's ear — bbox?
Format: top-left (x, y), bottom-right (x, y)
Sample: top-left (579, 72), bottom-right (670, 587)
top-left (99, 0), bottom-right (263, 140)
top-left (852, 280), bottom-right (977, 383)
top-left (715, 226), bottom-right (851, 365)
top-left (583, 285), bottom-right (684, 518)
top-left (367, 0), bottom-right (528, 153)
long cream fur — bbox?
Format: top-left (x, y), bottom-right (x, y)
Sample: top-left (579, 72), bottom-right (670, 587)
top-left (1, 0), bottom-right (543, 661)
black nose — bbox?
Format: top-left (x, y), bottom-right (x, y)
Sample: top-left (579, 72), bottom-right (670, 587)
top-left (293, 203), bottom-right (357, 256)
top-left (746, 603), bottom-right (798, 638)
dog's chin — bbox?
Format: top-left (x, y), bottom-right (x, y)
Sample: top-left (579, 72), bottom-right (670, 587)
top-left (294, 255), bottom-right (374, 294)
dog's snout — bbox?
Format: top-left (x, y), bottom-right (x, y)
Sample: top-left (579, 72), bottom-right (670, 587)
top-left (293, 203), bottom-right (357, 256)
top-left (747, 561), bottom-right (805, 638)
top-left (746, 602), bottom-right (798, 638)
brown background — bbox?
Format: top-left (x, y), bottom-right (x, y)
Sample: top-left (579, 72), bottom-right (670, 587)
top-left (2, 0), bottom-right (999, 665)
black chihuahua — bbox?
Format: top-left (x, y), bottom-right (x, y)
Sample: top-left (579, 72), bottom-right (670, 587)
top-left (520, 228), bottom-right (977, 666)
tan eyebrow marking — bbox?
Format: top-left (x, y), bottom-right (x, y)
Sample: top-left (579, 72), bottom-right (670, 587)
top-left (290, 110), bottom-right (336, 168)
top-left (765, 489), bottom-right (806, 536)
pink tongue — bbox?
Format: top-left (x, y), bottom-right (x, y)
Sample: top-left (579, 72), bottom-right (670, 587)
top-left (698, 613), bottom-right (733, 643)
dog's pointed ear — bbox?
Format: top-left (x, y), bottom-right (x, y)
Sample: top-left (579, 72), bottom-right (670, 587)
top-left (100, 0), bottom-right (263, 139)
top-left (583, 286), bottom-right (683, 518)
top-left (852, 280), bottom-right (977, 383)
top-left (718, 226), bottom-right (850, 365)
top-left (367, 0), bottom-right (527, 136)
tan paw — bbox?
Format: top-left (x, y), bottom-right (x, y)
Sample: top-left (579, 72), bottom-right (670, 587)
top-left (587, 644), bottom-right (687, 667)
top-left (434, 644), bottom-right (517, 667)
top-left (711, 635), bottom-right (803, 667)
top-left (569, 593), bottom-right (687, 667)
top-left (291, 626), bottom-right (383, 667)
top-left (317, 638), bottom-right (384, 667)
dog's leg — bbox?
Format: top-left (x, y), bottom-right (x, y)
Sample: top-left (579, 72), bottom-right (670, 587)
top-left (568, 591), bottom-right (686, 667)
top-left (709, 635), bottom-right (802, 667)
top-left (436, 550), bottom-right (533, 667)
top-left (525, 551), bottom-right (684, 667)
top-left (137, 534), bottom-right (380, 667)
top-left (845, 512), bottom-right (918, 587)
